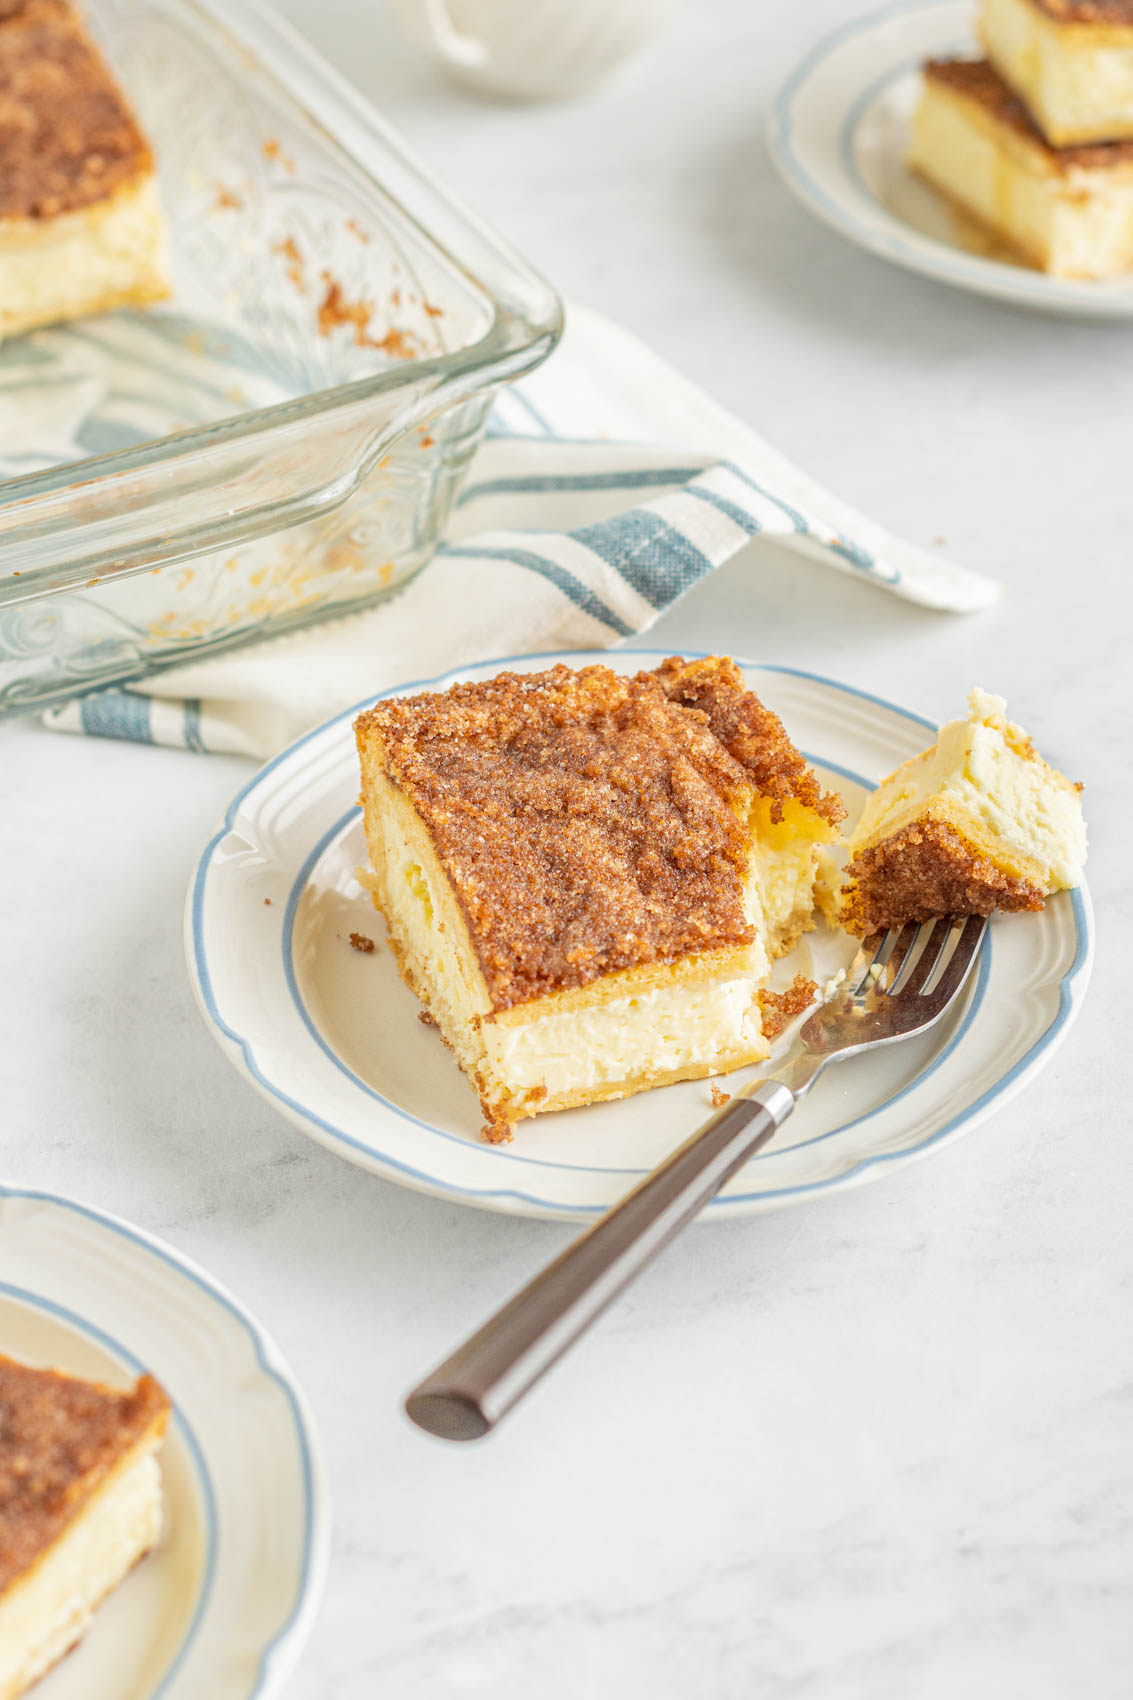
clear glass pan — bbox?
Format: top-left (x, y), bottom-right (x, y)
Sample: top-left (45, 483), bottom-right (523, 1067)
top-left (0, 0), bottom-right (561, 713)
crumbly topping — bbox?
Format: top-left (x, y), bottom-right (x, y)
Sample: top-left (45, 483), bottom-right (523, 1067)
top-left (0, 1356), bottom-right (168, 1594)
top-left (653, 657), bottom-right (845, 826)
top-left (357, 661), bottom-right (834, 1011)
top-left (924, 57), bottom-right (1133, 169)
top-left (349, 931), bottom-right (375, 953)
top-left (758, 973), bottom-right (817, 1039)
top-left (1028, 0), bottom-right (1133, 21)
top-left (0, 0), bottom-right (153, 220)
top-left (317, 275), bottom-right (419, 356)
top-left (710, 1085), bottom-right (732, 1108)
top-left (842, 819), bottom-right (1045, 934)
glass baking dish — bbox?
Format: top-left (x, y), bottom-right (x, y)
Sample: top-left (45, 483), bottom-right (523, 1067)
top-left (0, 0), bottom-right (561, 715)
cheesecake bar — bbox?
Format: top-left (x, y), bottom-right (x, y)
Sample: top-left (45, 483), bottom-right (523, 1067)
top-left (355, 658), bottom-right (844, 1140)
top-left (0, 1354), bottom-right (169, 1700)
top-left (0, 0), bottom-right (169, 339)
top-left (908, 57), bottom-right (1133, 277)
top-left (981, 0), bottom-right (1133, 146)
top-left (842, 689), bottom-right (1086, 935)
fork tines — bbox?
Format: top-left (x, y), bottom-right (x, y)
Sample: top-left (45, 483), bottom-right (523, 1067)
top-left (852, 914), bottom-right (987, 1009)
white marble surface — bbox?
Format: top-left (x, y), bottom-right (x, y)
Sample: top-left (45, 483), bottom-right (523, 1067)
top-left (3, 1), bottom-right (1132, 1694)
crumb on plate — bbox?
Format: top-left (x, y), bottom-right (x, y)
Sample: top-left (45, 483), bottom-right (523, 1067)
top-left (758, 973), bottom-right (818, 1040)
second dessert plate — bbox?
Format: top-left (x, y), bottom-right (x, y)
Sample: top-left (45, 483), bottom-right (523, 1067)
top-left (769, 0), bottom-right (1133, 317)
top-left (187, 651), bottom-right (1092, 1222)
top-left (0, 1186), bottom-right (329, 1700)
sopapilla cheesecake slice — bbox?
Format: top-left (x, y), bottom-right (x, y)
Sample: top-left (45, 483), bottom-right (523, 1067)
top-left (842, 688), bottom-right (1087, 934)
top-left (980, 0), bottom-right (1133, 147)
top-left (0, 1), bottom-right (169, 338)
top-left (908, 56), bottom-right (1133, 278)
top-left (355, 658), bottom-right (844, 1141)
top-left (0, 1353), bottom-right (170, 1700)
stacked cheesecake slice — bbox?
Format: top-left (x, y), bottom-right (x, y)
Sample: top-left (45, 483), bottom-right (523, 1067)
top-left (908, 0), bottom-right (1133, 277)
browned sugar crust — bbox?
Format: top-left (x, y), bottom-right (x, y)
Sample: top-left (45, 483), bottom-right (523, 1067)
top-left (1027, 0), bottom-right (1133, 23)
top-left (653, 657), bottom-right (845, 827)
top-left (757, 973), bottom-right (818, 1040)
top-left (842, 819), bottom-right (1045, 935)
top-left (355, 660), bottom-right (834, 1012)
top-left (0, 1355), bottom-right (168, 1595)
top-left (924, 57), bottom-right (1133, 169)
top-left (0, 0), bottom-right (153, 221)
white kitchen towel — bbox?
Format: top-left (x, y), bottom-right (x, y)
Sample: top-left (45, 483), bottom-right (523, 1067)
top-left (42, 303), bottom-right (997, 758)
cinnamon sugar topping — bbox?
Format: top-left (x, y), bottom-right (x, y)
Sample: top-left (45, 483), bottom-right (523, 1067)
top-left (356, 660), bottom-right (835, 1011)
top-left (758, 973), bottom-right (818, 1039)
top-left (654, 657), bottom-right (844, 826)
top-left (843, 819), bottom-right (1045, 934)
top-left (0, 1356), bottom-right (168, 1593)
top-left (0, 0), bottom-right (153, 220)
top-left (1029, 0), bottom-right (1133, 20)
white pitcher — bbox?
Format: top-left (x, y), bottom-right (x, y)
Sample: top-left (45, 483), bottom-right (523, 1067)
top-left (388, 0), bottom-right (673, 100)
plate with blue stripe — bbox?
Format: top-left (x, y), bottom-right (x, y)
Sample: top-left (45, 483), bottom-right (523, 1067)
top-left (768, 0), bottom-right (1133, 318)
top-left (0, 1186), bottom-right (329, 1699)
top-left (187, 649), bottom-right (1092, 1222)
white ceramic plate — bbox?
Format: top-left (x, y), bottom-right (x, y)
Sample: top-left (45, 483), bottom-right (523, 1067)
top-left (0, 1187), bottom-right (329, 1700)
top-left (768, 0), bottom-right (1133, 318)
top-left (187, 650), bottom-right (1093, 1222)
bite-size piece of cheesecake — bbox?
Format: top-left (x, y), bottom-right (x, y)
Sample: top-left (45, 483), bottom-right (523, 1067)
top-left (908, 56), bottom-right (1133, 277)
top-left (980, 0), bottom-right (1133, 146)
top-left (842, 688), bottom-right (1086, 935)
top-left (0, 0), bottom-right (169, 339)
top-left (0, 1354), bottom-right (169, 1700)
top-left (355, 658), bottom-right (844, 1142)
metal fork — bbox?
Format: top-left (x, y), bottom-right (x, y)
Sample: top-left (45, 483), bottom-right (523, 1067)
top-left (405, 914), bottom-right (988, 1442)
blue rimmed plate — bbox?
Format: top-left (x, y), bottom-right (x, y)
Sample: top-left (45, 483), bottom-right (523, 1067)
top-left (0, 1187), bottom-right (329, 1700)
top-left (768, 0), bottom-right (1133, 318)
top-left (187, 650), bottom-right (1092, 1221)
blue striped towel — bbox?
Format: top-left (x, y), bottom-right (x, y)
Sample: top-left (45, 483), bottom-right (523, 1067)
top-left (43, 305), bottom-right (997, 757)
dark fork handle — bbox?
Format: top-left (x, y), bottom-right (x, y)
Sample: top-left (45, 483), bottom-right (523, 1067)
top-left (404, 1080), bottom-right (795, 1441)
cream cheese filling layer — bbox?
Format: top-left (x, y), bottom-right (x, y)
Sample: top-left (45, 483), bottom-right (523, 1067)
top-left (751, 798), bottom-right (836, 955)
top-left (0, 1441), bottom-right (163, 1700)
top-left (481, 956), bottom-right (770, 1107)
top-left (0, 174), bottom-right (169, 338)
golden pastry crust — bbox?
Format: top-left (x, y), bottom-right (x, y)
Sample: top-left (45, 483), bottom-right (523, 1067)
top-left (0, 0), bottom-right (153, 222)
top-left (356, 661), bottom-right (834, 1012)
top-left (0, 1356), bottom-right (169, 1595)
top-left (476, 1044), bottom-right (764, 1144)
top-left (923, 57), bottom-right (1133, 170)
top-left (841, 818), bottom-right (1045, 935)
